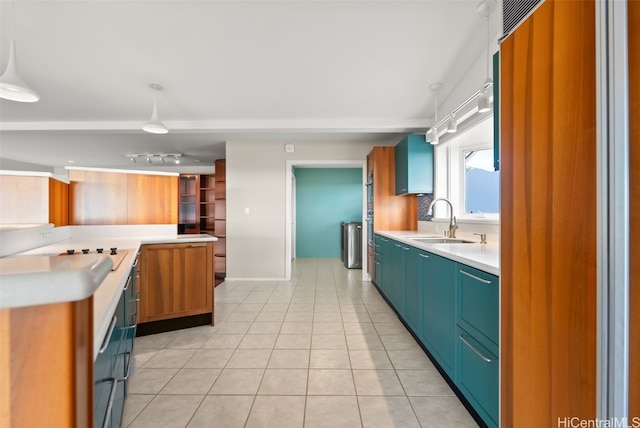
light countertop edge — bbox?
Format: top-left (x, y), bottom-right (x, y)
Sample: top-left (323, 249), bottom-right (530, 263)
top-left (1, 233), bottom-right (219, 360)
top-left (375, 231), bottom-right (499, 276)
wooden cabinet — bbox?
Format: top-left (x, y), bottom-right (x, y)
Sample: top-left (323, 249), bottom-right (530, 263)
top-left (366, 147), bottom-right (418, 280)
top-left (178, 175), bottom-right (200, 234)
top-left (69, 170), bottom-right (177, 225)
top-left (0, 299), bottom-right (93, 428)
top-left (500, 1), bottom-right (596, 425)
top-left (421, 252), bottom-right (457, 378)
top-left (139, 242), bottom-right (214, 323)
top-left (394, 134), bottom-right (433, 195)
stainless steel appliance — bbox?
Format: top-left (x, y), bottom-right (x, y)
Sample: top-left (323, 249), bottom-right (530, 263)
top-left (342, 221), bottom-right (362, 269)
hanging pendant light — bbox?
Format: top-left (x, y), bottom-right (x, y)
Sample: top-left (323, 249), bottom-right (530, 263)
top-left (0, 2), bottom-right (39, 103)
top-left (426, 82), bottom-right (442, 145)
top-left (142, 83), bottom-right (169, 134)
top-left (477, 0), bottom-right (495, 114)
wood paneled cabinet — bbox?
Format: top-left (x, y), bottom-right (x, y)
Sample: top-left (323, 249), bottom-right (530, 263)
top-left (138, 242), bottom-right (214, 323)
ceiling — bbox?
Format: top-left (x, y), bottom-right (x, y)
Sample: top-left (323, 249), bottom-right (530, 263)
top-left (0, 0), bottom-right (499, 172)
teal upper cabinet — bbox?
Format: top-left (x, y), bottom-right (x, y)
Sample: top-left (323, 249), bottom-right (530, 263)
top-left (394, 134), bottom-right (434, 195)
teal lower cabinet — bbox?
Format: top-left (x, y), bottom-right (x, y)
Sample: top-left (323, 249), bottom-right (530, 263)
top-left (420, 252), bottom-right (457, 378)
top-left (391, 242), bottom-right (410, 314)
top-left (457, 327), bottom-right (499, 428)
top-left (403, 247), bottom-right (423, 334)
top-left (372, 236), bottom-right (499, 428)
top-left (456, 264), bottom-right (499, 428)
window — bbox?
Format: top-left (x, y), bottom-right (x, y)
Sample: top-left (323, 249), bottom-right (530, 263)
top-left (433, 116), bottom-right (499, 221)
top-left (464, 148), bottom-right (499, 214)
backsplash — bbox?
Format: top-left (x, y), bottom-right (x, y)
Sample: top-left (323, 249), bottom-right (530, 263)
top-left (417, 194), bottom-right (435, 221)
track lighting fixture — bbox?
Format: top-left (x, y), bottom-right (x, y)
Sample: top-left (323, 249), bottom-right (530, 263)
top-left (142, 83), bottom-right (169, 134)
top-left (126, 153), bottom-right (183, 164)
top-left (446, 114), bottom-right (458, 133)
top-left (0, 2), bottom-right (39, 102)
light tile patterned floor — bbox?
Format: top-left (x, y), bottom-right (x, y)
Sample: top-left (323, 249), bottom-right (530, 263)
top-left (124, 258), bottom-right (479, 428)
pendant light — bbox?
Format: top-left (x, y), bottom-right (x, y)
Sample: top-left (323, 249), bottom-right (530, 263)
top-left (0, 2), bottom-right (39, 102)
top-left (142, 83), bottom-right (169, 134)
top-left (477, 0), bottom-right (495, 113)
top-left (426, 82), bottom-right (442, 145)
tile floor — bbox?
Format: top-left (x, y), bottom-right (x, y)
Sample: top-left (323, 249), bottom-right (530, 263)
top-left (123, 258), bottom-right (479, 428)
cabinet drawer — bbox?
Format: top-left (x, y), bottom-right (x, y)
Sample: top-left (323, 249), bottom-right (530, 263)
top-left (457, 265), bottom-right (499, 351)
top-left (457, 328), bottom-right (499, 428)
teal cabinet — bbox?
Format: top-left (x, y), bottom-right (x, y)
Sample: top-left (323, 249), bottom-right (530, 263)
top-left (404, 247), bottom-right (423, 335)
top-left (380, 237), bottom-right (395, 300)
top-left (457, 265), bottom-right (499, 353)
top-left (394, 134), bottom-right (434, 195)
top-left (456, 264), bottom-right (499, 428)
top-left (391, 241), bottom-right (410, 314)
top-left (457, 327), bottom-right (499, 428)
top-left (94, 261), bottom-right (138, 428)
top-left (421, 252), bottom-right (457, 378)
top-left (373, 236), bottom-right (383, 288)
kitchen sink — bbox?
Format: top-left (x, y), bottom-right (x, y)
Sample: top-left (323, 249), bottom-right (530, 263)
top-left (408, 237), bottom-right (475, 244)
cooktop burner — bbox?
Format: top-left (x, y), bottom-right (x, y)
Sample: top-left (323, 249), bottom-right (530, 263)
top-left (59, 248), bottom-right (129, 271)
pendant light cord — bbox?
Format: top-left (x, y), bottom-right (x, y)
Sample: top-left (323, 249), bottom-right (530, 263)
top-left (485, 6), bottom-right (491, 83)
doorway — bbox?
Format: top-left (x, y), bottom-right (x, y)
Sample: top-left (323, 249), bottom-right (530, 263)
top-left (285, 160), bottom-right (368, 281)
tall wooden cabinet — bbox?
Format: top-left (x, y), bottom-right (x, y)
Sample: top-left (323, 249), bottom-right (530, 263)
top-left (199, 174), bottom-right (216, 234)
top-left (366, 147), bottom-right (418, 282)
top-left (178, 175), bottom-right (200, 234)
top-left (500, 1), bottom-right (597, 425)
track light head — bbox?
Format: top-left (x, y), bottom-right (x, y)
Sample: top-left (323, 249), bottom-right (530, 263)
top-left (446, 115), bottom-right (457, 133)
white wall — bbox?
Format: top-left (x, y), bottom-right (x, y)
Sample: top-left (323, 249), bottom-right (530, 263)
top-left (225, 139), bottom-right (397, 280)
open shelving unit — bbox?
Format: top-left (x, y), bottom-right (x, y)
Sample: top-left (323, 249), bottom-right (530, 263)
top-left (199, 174), bottom-right (216, 235)
top-left (213, 159), bottom-right (226, 282)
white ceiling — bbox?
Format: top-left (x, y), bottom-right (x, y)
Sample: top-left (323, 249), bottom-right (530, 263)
top-left (0, 0), bottom-right (499, 171)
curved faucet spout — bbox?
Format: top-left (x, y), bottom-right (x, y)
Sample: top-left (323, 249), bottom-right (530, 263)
top-left (427, 198), bottom-right (458, 238)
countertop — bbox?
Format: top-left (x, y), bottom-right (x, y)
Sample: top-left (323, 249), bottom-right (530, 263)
top-left (375, 231), bottom-right (499, 276)
top-left (0, 233), bottom-right (217, 360)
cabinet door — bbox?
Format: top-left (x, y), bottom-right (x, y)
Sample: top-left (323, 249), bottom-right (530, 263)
top-left (139, 242), bottom-right (213, 322)
top-left (457, 265), bottom-right (499, 352)
top-left (394, 135), bottom-right (433, 195)
top-left (421, 252), bottom-right (457, 377)
top-left (457, 328), bottom-right (499, 428)
top-left (373, 235), bottom-right (383, 287)
top-left (404, 247), bottom-right (423, 335)
top-left (392, 242), bottom-right (410, 315)
top-left (380, 237), bottom-right (394, 300)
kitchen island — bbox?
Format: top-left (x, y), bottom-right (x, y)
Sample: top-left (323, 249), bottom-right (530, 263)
top-left (0, 226), bottom-right (217, 428)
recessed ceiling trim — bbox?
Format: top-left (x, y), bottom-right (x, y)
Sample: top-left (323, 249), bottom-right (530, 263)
top-left (0, 118), bottom-right (433, 133)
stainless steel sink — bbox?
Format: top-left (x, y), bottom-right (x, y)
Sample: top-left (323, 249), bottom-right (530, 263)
top-left (408, 237), bottom-right (475, 244)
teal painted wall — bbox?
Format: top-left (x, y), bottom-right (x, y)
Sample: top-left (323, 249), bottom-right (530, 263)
top-left (295, 168), bottom-right (362, 258)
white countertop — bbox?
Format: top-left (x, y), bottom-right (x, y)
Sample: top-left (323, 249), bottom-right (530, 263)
top-left (376, 231), bottom-right (499, 276)
top-left (0, 232), bottom-right (217, 360)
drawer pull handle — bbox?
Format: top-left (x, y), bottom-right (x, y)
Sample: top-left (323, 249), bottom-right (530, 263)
top-left (402, 246), bottom-right (410, 251)
top-left (394, 244), bottom-right (402, 247)
top-left (460, 270), bottom-right (492, 284)
top-left (419, 253), bottom-right (430, 258)
top-left (381, 238), bottom-right (389, 242)
top-left (120, 352), bottom-right (133, 381)
top-left (133, 256), bottom-right (140, 268)
top-left (460, 334), bottom-right (493, 363)
top-left (99, 315), bottom-right (117, 354)
top-left (123, 276), bottom-right (132, 292)
top-left (94, 377), bottom-right (117, 428)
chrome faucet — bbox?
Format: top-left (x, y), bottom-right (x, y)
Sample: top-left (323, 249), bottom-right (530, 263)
top-left (428, 198), bottom-right (458, 238)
